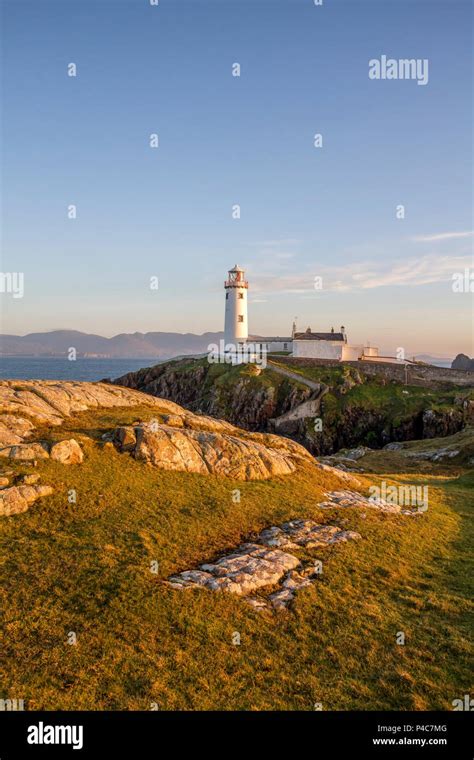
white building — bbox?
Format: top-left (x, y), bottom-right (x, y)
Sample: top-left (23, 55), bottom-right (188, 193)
top-left (292, 328), bottom-right (385, 361)
top-left (293, 327), bottom-right (347, 359)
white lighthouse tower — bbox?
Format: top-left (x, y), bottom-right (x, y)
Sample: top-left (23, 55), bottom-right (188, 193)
top-left (224, 264), bottom-right (248, 349)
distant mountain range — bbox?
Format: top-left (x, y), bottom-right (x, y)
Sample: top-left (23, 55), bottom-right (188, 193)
top-left (0, 330), bottom-right (223, 359)
top-left (0, 330), bottom-right (456, 366)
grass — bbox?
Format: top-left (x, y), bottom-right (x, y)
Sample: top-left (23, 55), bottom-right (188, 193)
top-left (269, 359), bottom-right (472, 411)
top-left (0, 404), bottom-right (473, 710)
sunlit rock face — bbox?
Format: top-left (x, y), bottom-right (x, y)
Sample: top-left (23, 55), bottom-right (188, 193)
top-left (110, 418), bottom-right (313, 480)
top-left (0, 379), bottom-right (185, 447)
top-left (0, 380), bottom-right (314, 483)
top-left (0, 485), bottom-right (53, 517)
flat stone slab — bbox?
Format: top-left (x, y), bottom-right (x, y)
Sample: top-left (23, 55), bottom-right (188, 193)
top-left (319, 490), bottom-right (421, 515)
top-left (167, 518), bottom-right (361, 610)
top-left (169, 544), bottom-right (300, 596)
top-left (384, 441), bottom-right (461, 461)
top-left (259, 519), bottom-right (361, 549)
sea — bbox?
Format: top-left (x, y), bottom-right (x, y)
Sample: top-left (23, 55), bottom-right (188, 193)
top-left (0, 357), bottom-right (159, 382)
top-left (0, 355), bottom-right (453, 382)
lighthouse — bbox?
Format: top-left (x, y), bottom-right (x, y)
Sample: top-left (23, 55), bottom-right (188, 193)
top-left (224, 264), bottom-right (248, 348)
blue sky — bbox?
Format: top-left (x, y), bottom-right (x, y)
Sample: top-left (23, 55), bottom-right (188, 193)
top-left (1, 0), bottom-right (472, 357)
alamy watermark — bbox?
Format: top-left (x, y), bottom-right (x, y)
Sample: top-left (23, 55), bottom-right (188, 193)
top-left (452, 268), bottom-right (473, 293)
top-left (0, 698), bottom-right (25, 711)
top-left (452, 694), bottom-right (473, 711)
top-left (369, 55), bottom-right (429, 86)
top-left (0, 272), bottom-right (24, 298)
top-left (207, 341), bottom-right (267, 368)
top-left (27, 722), bottom-right (83, 750)
top-left (369, 481), bottom-right (428, 513)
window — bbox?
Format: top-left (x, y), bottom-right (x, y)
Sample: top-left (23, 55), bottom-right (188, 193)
top-left (284, 343), bottom-right (288, 350)
top-left (226, 293), bottom-right (229, 300)
top-left (238, 293), bottom-right (244, 299)
top-left (238, 315), bottom-right (244, 322)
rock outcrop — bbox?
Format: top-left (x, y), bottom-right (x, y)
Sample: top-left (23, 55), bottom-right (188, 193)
top-left (0, 442), bottom-right (50, 460)
top-left (0, 380), bottom-right (315, 483)
top-left (0, 484), bottom-right (53, 517)
top-left (168, 488), bottom-right (424, 609)
top-left (21, 473), bottom-right (41, 485)
top-left (0, 438), bottom-right (84, 464)
top-left (0, 379), bottom-right (184, 448)
top-left (319, 490), bottom-right (423, 515)
top-left (168, 518), bottom-right (361, 609)
top-left (110, 417), bottom-right (313, 480)
top-left (382, 428), bottom-right (474, 463)
top-left (115, 359), bottom-right (314, 431)
top-left (49, 439), bottom-right (84, 465)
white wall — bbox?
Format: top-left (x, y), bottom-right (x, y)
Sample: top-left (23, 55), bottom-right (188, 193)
top-left (293, 340), bottom-right (344, 359)
top-left (267, 341), bottom-right (291, 352)
top-left (224, 286), bottom-right (248, 345)
top-left (341, 344), bottom-right (363, 361)
top-left (363, 346), bottom-right (379, 357)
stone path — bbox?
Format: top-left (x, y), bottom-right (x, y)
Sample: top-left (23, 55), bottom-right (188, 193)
top-left (267, 361), bottom-right (329, 434)
top-left (267, 362), bottom-right (322, 391)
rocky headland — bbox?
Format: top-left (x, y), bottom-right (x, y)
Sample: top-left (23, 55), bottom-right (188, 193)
top-left (114, 357), bottom-right (474, 456)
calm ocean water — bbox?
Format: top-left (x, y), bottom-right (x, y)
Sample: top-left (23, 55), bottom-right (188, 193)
top-left (0, 356), bottom-right (452, 382)
top-left (0, 357), bottom-right (159, 382)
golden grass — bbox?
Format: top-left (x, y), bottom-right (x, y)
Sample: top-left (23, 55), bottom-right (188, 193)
top-left (0, 405), bottom-right (472, 710)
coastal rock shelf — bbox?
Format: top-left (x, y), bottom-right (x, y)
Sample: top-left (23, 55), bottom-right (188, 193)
top-left (167, 518), bottom-right (361, 610)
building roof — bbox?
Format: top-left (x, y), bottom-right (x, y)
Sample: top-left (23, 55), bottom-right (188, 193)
top-left (294, 331), bottom-right (345, 342)
top-left (250, 336), bottom-right (293, 342)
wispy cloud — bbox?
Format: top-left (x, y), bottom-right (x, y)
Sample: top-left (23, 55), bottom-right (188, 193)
top-left (412, 231), bottom-right (473, 243)
top-left (250, 253), bottom-right (473, 294)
